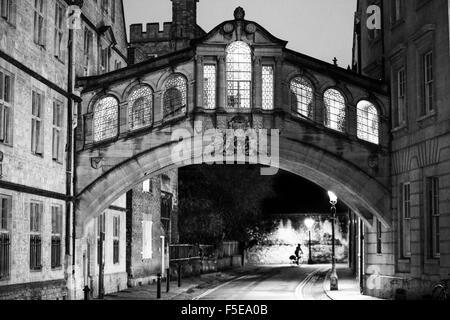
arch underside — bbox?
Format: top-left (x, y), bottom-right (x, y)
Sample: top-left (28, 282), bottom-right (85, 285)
top-left (75, 135), bottom-right (390, 238)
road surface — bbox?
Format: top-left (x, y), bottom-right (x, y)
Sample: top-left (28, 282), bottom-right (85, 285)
top-left (193, 264), bottom-right (331, 300)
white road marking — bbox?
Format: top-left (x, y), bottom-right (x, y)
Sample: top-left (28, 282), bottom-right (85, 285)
top-left (192, 275), bottom-right (251, 300)
top-left (295, 267), bottom-right (327, 300)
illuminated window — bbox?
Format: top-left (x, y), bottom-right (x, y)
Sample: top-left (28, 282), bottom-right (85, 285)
top-left (203, 65), bottom-right (216, 109)
top-left (128, 86), bottom-right (153, 130)
top-left (357, 100), bottom-right (379, 144)
top-left (93, 96), bottom-right (118, 142)
top-left (262, 65), bottom-right (274, 110)
top-left (290, 77), bottom-right (314, 118)
top-left (226, 41), bottom-right (252, 109)
top-left (324, 89), bottom-right (346, 132)
top-left (163, 75), bottom-right (187, 119)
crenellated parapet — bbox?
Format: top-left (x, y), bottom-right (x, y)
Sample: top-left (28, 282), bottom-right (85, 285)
top-left (130, 22), bottom-right (173, 43)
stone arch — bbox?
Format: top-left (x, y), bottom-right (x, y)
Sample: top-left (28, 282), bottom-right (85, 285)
top-left (75, 133), bottom-right (391, 238)
top-left (122, 79), bottom-right (156, 101)
top-left (156, 68), bottom-right (192, 91)
top-left (87, 90), bottom-right (122, 113)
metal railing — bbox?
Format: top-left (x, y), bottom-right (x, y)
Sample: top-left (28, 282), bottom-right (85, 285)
top-left (169, 244), bottom-right (200, 262)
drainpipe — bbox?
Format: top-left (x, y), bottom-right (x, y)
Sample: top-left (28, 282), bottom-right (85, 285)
top-left (380, 0), bottom-right (386, 81)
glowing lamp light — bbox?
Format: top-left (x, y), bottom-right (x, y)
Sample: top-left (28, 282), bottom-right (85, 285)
top-left (328, 191), bottom-right (338, 205)
top-left (304, 218), bottom-right (315, 230)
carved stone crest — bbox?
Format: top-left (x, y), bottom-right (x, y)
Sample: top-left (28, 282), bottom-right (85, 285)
top-left (368, 155), bottom-right (379, 169)
top-left (90, 157), bottom-right (104, 170)
top-left (228, 116), bottom-right (250, 130)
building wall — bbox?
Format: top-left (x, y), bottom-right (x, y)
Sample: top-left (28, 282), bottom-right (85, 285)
top-left (129, 0), bottom-right (205, 62)
top-left (356, 0), bottom-right (450, 299)
top-left (126, 170), bottom-right (179, 287)
top-left (0, 0), bottom-right (128, 300)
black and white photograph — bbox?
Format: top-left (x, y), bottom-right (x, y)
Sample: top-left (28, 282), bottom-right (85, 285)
top-left (0, 0), bottom-right (449, 313)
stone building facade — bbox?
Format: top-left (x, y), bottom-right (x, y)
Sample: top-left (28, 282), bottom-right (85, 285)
top-left (354, 0), bottom-right (450, 299)
top-left (0, 0), bottom-right (127, 299)
top-left (128, 0), bottom-right (205, 63)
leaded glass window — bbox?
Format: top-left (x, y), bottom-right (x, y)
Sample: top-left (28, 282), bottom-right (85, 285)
top-left (163, 75), bottom-right (187, 119)
top-left (203, 65), bottom-right (216, 109)
top-left (93, 96), bottom-right (118, 142)
top-left (226, 41), bottom-right (252, 109)
top-left (357, 100), bottom-right (379, 144)
top-left (290, 77), bottom-right (314, 118)
top-left (128, 86), bottom-right (153, 130)
top-left (262, 65), bottom-right (274, 110)
top-left (324, 89), bottom-right (346, 132)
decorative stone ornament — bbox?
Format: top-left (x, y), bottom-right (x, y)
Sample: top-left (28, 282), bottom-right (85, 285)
top-left (245, 23), bottom-right (256, 34)
top-left (223, 23), bottom-right (234, 34)
top-left (368, 155), bottom-right (379, 169)
top-left (234, 7), bottom-right (245, 20)
top-left (91, 157), bottom-right (104, 169)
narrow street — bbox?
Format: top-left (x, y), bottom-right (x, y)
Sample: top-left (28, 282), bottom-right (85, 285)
top-left (193, 265), bottom-right (331, 300)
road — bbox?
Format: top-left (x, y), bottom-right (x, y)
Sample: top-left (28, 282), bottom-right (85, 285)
top-left (193, 264), bottom-right (331, 300)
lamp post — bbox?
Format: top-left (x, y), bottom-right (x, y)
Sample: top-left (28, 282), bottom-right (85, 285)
top-left (328, 191), bottom-right (339, 291)
top-left (304, 217), bottom-right (315, 265)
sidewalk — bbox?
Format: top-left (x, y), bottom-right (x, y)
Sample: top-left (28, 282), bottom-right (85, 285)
top-left (103, 266), bottom-right (261, 300)
top-left (323, 265), bottom-right (383, 300)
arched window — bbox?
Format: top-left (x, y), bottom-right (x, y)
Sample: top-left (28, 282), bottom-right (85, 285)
top-left (128, 86), bottom-right (153, 130)
top-left (290, 77), bottom-right (314, 119)
top-left (226, 41), bottom-right (252, 109)
top-left (324, 89), bottom-right (346, 132)
top-left (163, 75), bottom-right (187, 119)
top-left (93, 96), bottom-right (118, 142)
top-left (357, 100), bottom-right (379, 144)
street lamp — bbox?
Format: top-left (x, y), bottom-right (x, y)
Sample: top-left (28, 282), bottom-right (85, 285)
top-left (304, 217), bottom-right (315, 265)
top-left (328, 191), bottom-right (339, 291)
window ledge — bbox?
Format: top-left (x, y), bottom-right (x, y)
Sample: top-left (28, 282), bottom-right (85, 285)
top-left (417, 111), bottom-right (436, 123)
top-left (0, 142), bottom-right (13, 148)
top-left (424, 258), bottom-right (440, 266)
top-left (391, 124), bottom-right (407, 134)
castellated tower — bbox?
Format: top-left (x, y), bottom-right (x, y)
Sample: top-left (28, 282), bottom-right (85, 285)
top-left (129, 0), bottom-right (205, 64)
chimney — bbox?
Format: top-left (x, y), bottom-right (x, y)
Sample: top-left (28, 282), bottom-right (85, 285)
top-left (171, 0), bottom-right (199, 40)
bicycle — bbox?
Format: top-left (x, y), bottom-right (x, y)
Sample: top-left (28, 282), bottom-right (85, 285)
top-left (289, 255), bottom-right (304, 266)
top-left (431, 278), bottom-right (449, 300)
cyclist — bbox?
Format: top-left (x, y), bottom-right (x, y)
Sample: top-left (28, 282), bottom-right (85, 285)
top-left (294, 244), bottom-right (303, 265)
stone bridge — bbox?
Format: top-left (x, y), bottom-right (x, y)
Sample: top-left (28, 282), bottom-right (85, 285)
top-left (74, 12), bottom-right (390, 237)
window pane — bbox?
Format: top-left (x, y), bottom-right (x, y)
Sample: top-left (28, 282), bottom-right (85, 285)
top-left (226, 41), bottom-right (252, 109)
top-left (128, 86), bottom-right (153, 130)
top-left (324, 89), bottom-right (346, 132)
top-left (163, 76), bottom-right (187, 118)
top-left (262, 66), bottom-right (274, 110)
top-left (357, 100), bottom-right (379, 144)
top-left (290, 77), bottom-right (313, 118)
top-left (93, 97), bottom-right (118, 142)
top-left (203, 65), bottom-right (216, 109)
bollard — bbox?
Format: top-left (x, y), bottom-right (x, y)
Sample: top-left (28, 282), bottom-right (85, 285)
top-left (166, 268), bottom-right (170, 293)
top-left (178, 264), bottom-right (182, 288)
top-left (83, 286), bottom-right (91, 301)
top-left (157, 273), bottom-right (162, 299)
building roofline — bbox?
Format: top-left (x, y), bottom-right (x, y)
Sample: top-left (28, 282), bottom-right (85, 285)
top-left (76, 48), bottom-right (195, 92)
